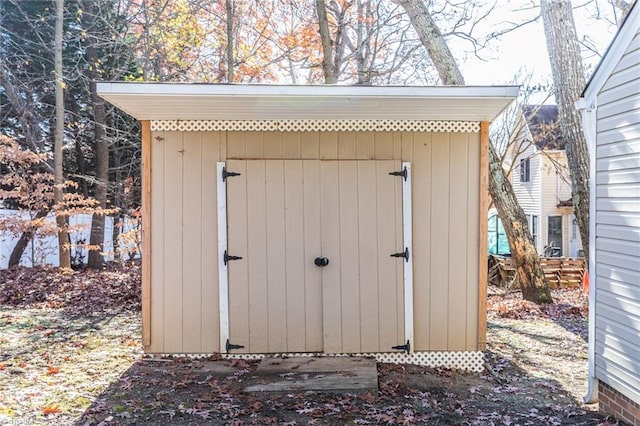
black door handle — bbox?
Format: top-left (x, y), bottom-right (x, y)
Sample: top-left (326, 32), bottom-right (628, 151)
top-left (314, 257), bottom-right (329, 267)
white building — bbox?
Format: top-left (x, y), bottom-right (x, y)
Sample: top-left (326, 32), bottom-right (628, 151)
top-left (577, 1), bottom-right (640, 423)
top-left (491, 105), bottom-right (583, 257)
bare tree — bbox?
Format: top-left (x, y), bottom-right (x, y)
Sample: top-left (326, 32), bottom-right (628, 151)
top-left (54, 0), bottom-right (71, 269)
top-left (392, 0), bottom-right (464, 85)
top-left (541, 0), bottom-right (590, 262)
top-left (316, 0), bottom-right (336, 83)
top-left (84, 0), bottom-right (109, 269)
top-left (225, 0), bottom-right (234, 82)
top-left (394, 0), bottom-right (552, 303)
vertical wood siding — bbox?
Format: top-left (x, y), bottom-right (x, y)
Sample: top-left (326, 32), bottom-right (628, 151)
top-left (149, 129), bottom-right (482, 353)
top-left (150, 131), bottom-right (223, 353)
top-left (141, 122), bottom-right (151, 348)
top-left (226, 159), bottom-right (403, 353)
top-left (594, 29), bottom-right (640, 405)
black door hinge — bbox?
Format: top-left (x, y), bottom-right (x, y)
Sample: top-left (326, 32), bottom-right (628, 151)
top-left (389, 166), bottom-right (407, 181)
top-left (390, 247), bottom-right (409, 262)
top-left (222, 167), bottom-right (241, 181)
top-left (224, 250), bottom-right (243, 265)
top-left (392, 340), bottom-right (411, 354)
top-left (226, 339), bottom-right (245, 353)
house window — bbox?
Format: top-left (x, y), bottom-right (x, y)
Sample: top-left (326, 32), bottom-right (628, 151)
top-left (520, 158), bottom-right (530, 182)
top-left (546, 216), bottom-right (563, 257)
top-left (527, 215), bottom-right (538, 248)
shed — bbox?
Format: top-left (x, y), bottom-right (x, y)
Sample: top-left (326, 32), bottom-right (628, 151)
top-left (98, 83), bottom-right (518, 372)
top-left (577, 1), bottom-right (640, 422)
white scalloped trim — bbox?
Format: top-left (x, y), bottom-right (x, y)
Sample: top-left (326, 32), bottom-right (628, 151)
top-left (222, 351), bottom-right (483, 372)
top-left (150, 120), bottom-right (480, 133)
top-left (145, 351), bottom-right (484, 372)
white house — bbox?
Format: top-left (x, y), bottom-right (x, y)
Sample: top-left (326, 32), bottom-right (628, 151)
top-left (490, 105), bottom-right (583, 257)
top-left (577, 1), bottom-right (640, 424)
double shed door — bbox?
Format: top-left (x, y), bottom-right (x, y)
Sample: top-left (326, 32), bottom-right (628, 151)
top-left (225, 159), bottom-right (406, 354)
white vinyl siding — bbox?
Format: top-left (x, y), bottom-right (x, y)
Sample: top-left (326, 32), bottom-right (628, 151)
top-left (510, 140), bottom-right (581, 256)
top-left (539, 152), bottom-right (579, 256)
top-left (511, 141), bottom-right (542, 253)
top-left (593, 28), bottom-right (640, 405)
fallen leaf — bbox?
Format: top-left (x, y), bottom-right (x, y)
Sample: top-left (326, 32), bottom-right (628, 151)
top-left (229, 359), bottom-right (249, 368)
top-left (43, 404), bottom-right (61, 414)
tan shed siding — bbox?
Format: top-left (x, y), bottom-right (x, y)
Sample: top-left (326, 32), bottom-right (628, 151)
top-left (149, 128), bottom-right (482, 354)
top-left (150, 131), bottom-right (165, 352)
top-left (161, 132), bottom-right (183, 352)
top-left (429, 132), bottom-right (450, 349)
top-left (201, 132), bottom-right (222, 351)
top-left (468, 131), bottom-right (482, 350)
top-left (141, 122), bottom-right (152, 348)
top-left (226, 131), bottom-right (399, 160)
top-left (182, 132), bottom-right (203, 352)
top-left (594, 25), bottom-right (640, 406)
top-left (226, 161), bottom-right (251, 351)
top-left (301, 162), bottom-right (324, 351)
top-left (448, 133), bottom-right (470, 350)
top-left (408, 132), bottom-right (480, 351)
top-left (223, 129), bottom-right (481, 352)
top-left (149, 131), bottom-right (222, 353)
top-left (320, 160), bottom-right (404, 353)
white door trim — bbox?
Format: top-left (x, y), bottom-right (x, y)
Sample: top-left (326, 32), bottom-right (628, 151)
top-left (217, 162), bottom-right (230, 352)
top-left (402, 162), bottom-right (414, 352)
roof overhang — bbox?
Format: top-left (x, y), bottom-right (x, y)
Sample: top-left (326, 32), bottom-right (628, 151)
top-left (97, 83), bottom-right (519, 122)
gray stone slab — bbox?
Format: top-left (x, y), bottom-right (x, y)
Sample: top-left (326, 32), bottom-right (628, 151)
top-left (245, 356), bottom-right (378, 393)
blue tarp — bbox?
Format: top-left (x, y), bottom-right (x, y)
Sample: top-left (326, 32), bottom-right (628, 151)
top-left (488, 214), bottom-right (510, 256)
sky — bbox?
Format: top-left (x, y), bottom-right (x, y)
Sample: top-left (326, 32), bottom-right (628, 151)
top-left (454, 0), bottom-right (621, 96)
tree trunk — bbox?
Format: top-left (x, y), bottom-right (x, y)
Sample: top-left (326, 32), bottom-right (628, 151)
top-left (489, 144), bottom-right (553, 303)
top-left (112, 214), bottom-right (121, 263)
top-left (83, 0), bottom-right (108, 270)
top-left (225, 0), bottom-right (234, 82)
top-left (355, 0), bottom-right (370, 84)
top-left (395, 0), bottom-right (552, 303)
top-left (541, 0), bottom-right (590, 262)
top-left (391, 0), bottom-right (464, 85)
top-left (316, 0), bottom-right (335, 84)
top-left (0, 68), bottom-right (51, 161)
top-left (54, 0), bottom-right (70, 269)
top-left (8, 210), bottom-right (50, 268)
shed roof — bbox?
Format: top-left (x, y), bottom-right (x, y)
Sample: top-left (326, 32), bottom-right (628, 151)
top-left (96, 83), bottom-right (518, 122)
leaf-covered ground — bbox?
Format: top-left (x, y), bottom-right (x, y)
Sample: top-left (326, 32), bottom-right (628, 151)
top-left (0, 268), bottom-right (618, 425)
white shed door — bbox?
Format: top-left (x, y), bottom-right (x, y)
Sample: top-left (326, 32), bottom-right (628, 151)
top-left (225, 159), bottom-right (405, 354)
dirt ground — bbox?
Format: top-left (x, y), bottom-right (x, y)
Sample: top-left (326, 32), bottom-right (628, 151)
top-left (0, 267), bottom-right (619, 425)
